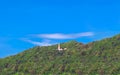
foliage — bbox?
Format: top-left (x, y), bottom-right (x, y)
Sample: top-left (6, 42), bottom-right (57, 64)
top-left (1, 34), bottom-right (120, 75)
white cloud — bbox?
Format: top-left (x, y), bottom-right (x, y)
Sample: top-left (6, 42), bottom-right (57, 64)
top-left (22, 32), bottom-right (94, 46)
top-left (22, 39), bottom-right (56, 46)
top-left (36, 32), bottom-right (94, 39)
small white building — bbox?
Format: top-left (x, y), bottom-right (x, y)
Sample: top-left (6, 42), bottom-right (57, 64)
top-left (57, 44), bottom-right (67, 51)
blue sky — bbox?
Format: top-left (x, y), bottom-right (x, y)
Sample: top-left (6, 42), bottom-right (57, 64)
top-left (0, 0), bottom-right (120, 58)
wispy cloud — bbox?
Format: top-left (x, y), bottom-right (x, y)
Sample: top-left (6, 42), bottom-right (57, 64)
top-left (35, 32), bottom-right (94, 39)
top-left (22, 32), bottom-right (94, 46)
top-left (22, 39), bottom-right (56, 46)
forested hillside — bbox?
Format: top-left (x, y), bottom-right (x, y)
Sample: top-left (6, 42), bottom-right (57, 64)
top-left (0, 34), bottom-right (120, 75)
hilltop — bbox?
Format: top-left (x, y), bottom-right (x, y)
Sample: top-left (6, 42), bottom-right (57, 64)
top-left (0, 34), bottom-right (120, 75)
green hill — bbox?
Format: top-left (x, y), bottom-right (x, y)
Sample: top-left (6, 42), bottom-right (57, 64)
top-left (1, 34), bottom-right (120, 75)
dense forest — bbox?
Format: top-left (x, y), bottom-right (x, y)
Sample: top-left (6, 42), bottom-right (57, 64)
top-left (0, 34), bottom-right (120, 75)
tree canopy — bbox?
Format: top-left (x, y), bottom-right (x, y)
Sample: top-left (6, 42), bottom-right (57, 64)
top-left (0, 34), bottom-right (120, 75)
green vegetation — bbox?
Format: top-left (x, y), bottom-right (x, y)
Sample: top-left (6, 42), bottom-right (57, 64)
top-left (1, 34), bottom-right (120, 75)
